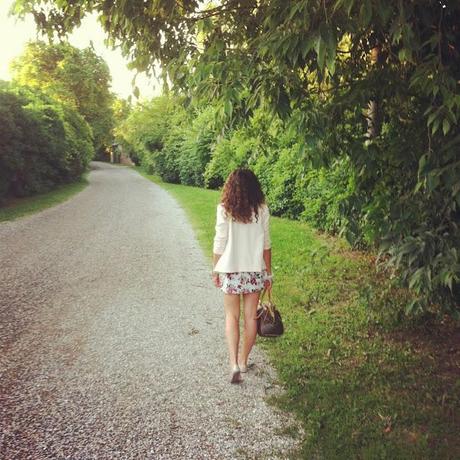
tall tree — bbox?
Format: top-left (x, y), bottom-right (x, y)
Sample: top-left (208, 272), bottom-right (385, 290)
top-left (12, 0), bottom-right (460, 313)
top-left (11, 41), bottom-right (115, 154)
top-left (0, 81), bottom-right (93, 199)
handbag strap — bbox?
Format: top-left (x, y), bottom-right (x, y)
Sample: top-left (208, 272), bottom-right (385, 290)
top-left (258, 288), bottom-right (275, 320)
top-left (259, 288), bottom-right (273, 303)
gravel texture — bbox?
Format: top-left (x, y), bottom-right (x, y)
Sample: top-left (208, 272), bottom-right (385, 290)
top-left (0, 162), bottom-right (299, 459)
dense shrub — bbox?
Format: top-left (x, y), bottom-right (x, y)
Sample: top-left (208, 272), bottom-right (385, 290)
top-left (118, 96), bottom-right (180, 180)
top-left (119, 99), bottom-right (216, 187)
top-left (0, 81), bottom-right (93, 202)
top-left (116, 92), bottom-right (459, 315)
top-left (173, 107), bottom-right (215, 187)
top-left (300, 159), bottom-right (357, 236)
top-left (258, 146), bottom-right (306, 219)
top-left (60, 104), bottom-right (94, 178)
top-left (204, 127), bottom-right (258, 189)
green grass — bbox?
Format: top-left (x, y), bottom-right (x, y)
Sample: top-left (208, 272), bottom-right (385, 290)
top-left (137, 167), bottom-right (460, 459)
top-left (0, 173), bottom-right (89, 222)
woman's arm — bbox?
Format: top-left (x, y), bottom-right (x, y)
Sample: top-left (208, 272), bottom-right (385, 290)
top-left (212, 253), bottom-right (222, 287)
top-left (263, 248), bottom-right (273, 290)
top-left (263, 249), bottom-right (272, 274)
top-left (213, 253), bottom-right (222, 268)
top-left (263, 205), bottom-right (273, 289)
top-left (212, 205), bottom-right (228, 288)
top-left (213, 205), bottom-right (228, 255)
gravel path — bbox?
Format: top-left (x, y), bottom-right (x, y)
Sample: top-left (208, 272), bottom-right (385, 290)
top-left (0, 162), bottom-right (299, 459)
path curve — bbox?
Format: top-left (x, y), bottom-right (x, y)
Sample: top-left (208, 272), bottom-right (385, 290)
top-left (0, 162), bottom-right (298, 459)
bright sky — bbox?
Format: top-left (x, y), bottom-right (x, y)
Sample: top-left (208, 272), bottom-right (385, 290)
top-left (0, 1), bottom-right (160, 100)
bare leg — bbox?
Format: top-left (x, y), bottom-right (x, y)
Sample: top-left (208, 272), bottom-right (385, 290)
top-left (223, 293), bottom-right (241, 368)
top-left (240, 291), bottom-right (261, 368)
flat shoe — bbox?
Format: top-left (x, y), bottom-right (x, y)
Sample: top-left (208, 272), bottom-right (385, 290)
top-left (239, 364), bottom-right (248, 373)
top-left (230, 366), bottom-right (242, 384)
top-left (239, 363), bottom-right (255, 373)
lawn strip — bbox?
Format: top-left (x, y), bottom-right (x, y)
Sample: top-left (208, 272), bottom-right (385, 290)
top-left (0, 173), bottom-right (89, 222)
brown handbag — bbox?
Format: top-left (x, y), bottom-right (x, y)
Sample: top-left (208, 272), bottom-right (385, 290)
top-left (256, 289), bottom-right (284, 337)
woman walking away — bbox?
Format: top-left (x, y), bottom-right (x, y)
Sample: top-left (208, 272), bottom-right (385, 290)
top-left (212, 168), bottom-right (273, 384)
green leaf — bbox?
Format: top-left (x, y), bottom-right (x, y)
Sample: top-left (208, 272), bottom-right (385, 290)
top-left (315, 35), bottom-right (326, 70)
top-left (327, 54), bottom-right (336, 75)
top-left (442, 118), bottom-right (451, 136)
top-left (287, 2), bottom-right (303, 21)
top-left (398, 48), bottom-right (413, 62)
top-left (418, 153), bottom-right (428, 173)
top-left (446, 108), bottom-right (457, 124)
top-left (333, 0), bottom-right (347, 13)
top-left (301, 36), bottom-right (315, 59)
top-left (359, 0), bottom-right (372, 27)
top-left (414, 180), bottom-right (424, 193)
top-left (276, 85), bottom-right (291, 119)
top-left (224, 99), bottom-right (232, 117)
top-left (409, 267), bottom-right (424, 290)
top-left (405, 299), bottom-right (418, 315)
top-left (333, 0), bottom-right (356, 15)
top-left (324, 27), bottom-right (337, 74)
top-left (346, 0), bottom-right (355, 16)
top-left (431, 117), bottom-right (441, 135)
top-left (426, 171), bottom-right (440, 192)
top-left (427, 111), bottom-right (437, 126)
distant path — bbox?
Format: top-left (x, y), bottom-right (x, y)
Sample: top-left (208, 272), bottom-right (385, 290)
top-left (0, 162), bottom-right (297, 459)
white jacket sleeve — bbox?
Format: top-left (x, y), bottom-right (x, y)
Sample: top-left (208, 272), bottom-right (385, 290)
top-left (213, 204), bottom-right (228, 255)
top-left (263, 205), bottom-right (271, 250)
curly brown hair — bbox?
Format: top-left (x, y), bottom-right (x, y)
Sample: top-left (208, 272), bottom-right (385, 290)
top-left (221, 168), bottom-right (265, 223)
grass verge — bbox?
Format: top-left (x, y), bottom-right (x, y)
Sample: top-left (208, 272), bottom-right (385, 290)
top-left (0, 173), bottom-right (89, 222)
top-left (137, 167), bottom-right (460, 459)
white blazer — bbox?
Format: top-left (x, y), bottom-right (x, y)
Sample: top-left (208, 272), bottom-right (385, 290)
top-left (213, 203), bottom-right (271, 273)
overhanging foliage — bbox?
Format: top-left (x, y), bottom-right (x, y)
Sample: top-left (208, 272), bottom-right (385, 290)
top-left (13, 0), bottom-right (460, 315)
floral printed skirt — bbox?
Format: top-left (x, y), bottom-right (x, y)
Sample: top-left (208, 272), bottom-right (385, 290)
top-left (219, 270), bottom-right (269, 295)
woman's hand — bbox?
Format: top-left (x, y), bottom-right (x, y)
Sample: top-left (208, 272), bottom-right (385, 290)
top-left (211, 271), bottom-right (221, 288)
top-left (264, 273), bottom-right (273, 291)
